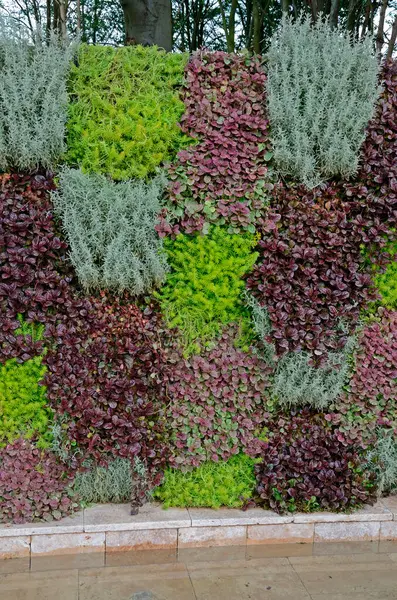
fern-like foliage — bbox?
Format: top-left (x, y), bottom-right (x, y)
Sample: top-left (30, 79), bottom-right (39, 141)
top-left (266, 14), bottom-right (379, 188)
top-left (52, 168), bottom-right (168, 294)
top-left (66, 44), bottom-right (189, 180)
top-left (0, 20), bottom-right (75, 171)
top-left (158, 227), bottom-right (258, 355)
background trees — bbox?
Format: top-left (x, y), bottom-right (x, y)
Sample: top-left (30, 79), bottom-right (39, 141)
top-left (0, 0), bottom-right (396, 56)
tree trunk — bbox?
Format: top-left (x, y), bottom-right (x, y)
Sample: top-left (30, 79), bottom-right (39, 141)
top-left (386, 14), bottom-right (397, 60)
top-left (119, 0), bottom-right (172, 51)
top-left (375, 0), bottom-right (388, 56)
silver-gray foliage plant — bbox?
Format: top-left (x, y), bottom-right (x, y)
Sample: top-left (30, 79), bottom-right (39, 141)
top-left (266, 13), bottom-right (380, 188)
top-left (0, 19), bottom-right (75, 171)
top-left (52, 168), bottom-right (169, 294)
top-left (73, 459), bottom-right (133, 504)
top-left (366, 430), bottom-right (397, 497)
top-left (245, 292), bottom-right (354, 409)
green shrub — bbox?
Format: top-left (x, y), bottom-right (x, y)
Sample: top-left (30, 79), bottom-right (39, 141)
top-left (375, 241), bottom-right (397, 309)
top-left (0, 357), bottom-right (51, 448)
top-left (157, 227), bottom-right (258, 354)
top-left (66, 44), bottom-right (189, 180)
top-left (366, 430), bottom-right (397, 496)
top-left (0, 22), bottom-right (75, 171)
top-left (53, 168), bottom-right (168, 294)
top-left (266, 14), bottom-right (379, 188)
top-left (154, 455), bottom-right (256, 509)
top-left (73, 458), bottom-right (132, 504)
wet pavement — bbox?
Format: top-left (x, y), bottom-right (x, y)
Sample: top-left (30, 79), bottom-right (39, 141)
top-left (1, 541), bottom-right (397, 599)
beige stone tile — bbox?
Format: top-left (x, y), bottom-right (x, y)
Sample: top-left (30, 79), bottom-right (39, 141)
top-left (0, 568), bottom-right (78, 600)
top-left (31, 532), bottom-right (105, 556)
top-left (31, 552), bottom-right (105, 572)
top-left (178, 544), bottom-right (247, 564)
top-left (178, 525), bottom-right (246, 548)
top-left (188, 507), bottom-right (293, 527)
top-left (294, 502), bottom-right (392, 523)
top-left (313, 541), bottom-right (380, 556)
top-left (379, 495), bottom-right (397, 518)
top-left (387, 552), bottom-right (397, 562)
top-left (84, 503), bottom-right (191, 532)
top-left (106, 529), bottom-right (177, 552)
top-left (247, 523), bottom-right (314, 545)
top-left (79, 563), bottom-right (196, 600)
top-left (0, 511), bottom-right (84, 537)
top-left (380, 521), bottom-right (397, 541)
top-left (293, 557), bottom-right (397, 596)
top-left (0, 557), bottom-right (30, 574)
top-left (379, 540), bottom-right (397, 553)
top-left (188, 559), bottom-right (310, 600)
top-left (290, 552), bottom-right (394, 569)
top-left (314, 521), bottom-right (380, 543)
top-left (106, 548), bottom-right (177, 567)
top-left (0, 536), bottom-right (30, 559)
top-left (246, 542), bottom-right (313, 559)
top-left (310, 594), bottom-right (397, 600)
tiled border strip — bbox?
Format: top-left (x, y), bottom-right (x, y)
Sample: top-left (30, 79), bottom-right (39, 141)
top-left (1, 497), bottom-right (397, 559)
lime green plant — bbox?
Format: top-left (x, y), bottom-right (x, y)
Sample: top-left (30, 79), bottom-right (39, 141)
top-left (66, 44), bottom-right (189, 180)
top-left (158, 227), bottom-right (258, 354)
top-left (0, 357), bottom-right (52, 448)
top-left (154, 454), bottom-right (256, 509)
top-left (375, 241), bottom-right (397, 309)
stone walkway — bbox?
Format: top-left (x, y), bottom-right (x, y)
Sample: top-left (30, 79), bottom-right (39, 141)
top-left (1, 541), bottom-right (397, 599)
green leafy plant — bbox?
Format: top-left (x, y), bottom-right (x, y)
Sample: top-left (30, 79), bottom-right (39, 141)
top-left (52, 168), bottom-right (168, 294)
top-left (154, 454), bottom-right (256, 508)
top-left (158, 227), bottom-right (258, 354)
top-left (0, 357), bottom-right (52, 448)
top-left (266, 14), bottom-right (379, 188)
top-left (66, 44), bottom-right (189, 180)
top-left (0, 21), bottom-right (75, 171)
top-left (374, 241), bottom-right (397, 309)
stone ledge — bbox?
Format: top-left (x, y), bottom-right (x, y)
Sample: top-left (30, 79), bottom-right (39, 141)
top-left (0, 497), bottom-right (395, 558)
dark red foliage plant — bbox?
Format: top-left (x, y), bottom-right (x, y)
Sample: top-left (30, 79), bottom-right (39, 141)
top-left (326, 309), bottom-right (397, 446)
top-left (344, 60), bottom-right (397, 226)
top-left (0, 172), bottom-right (75, 363)
top-left (247, 182), bottom-right (395, 358)
top-left (255, 410), bottom-right (376, 514)
top-left (0, 438), bottom-right (77, 524)
top-left (44, 295), bottom-right (170, 486)
top-left (165, 327), bottom-right (272, 469)
top-left (157, 50), bottom-right (273, 236)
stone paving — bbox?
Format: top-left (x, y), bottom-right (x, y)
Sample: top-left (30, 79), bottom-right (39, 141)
top-left (1, 540), bottom-right (397, 599)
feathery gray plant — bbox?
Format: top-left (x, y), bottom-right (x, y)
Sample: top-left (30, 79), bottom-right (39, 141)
top-left (266, 13), bottom-right (380, 188)
top-left (52, 168), bottom-right (168, 294)
top-left (245, 291), bottom-right (355, 409)
top-left (0, 19), bottom-right (75, 171)
top-left (366, 430), bottom-right (397, 497)
top-left (73, 459), bottom-right (133, 504)
top-left (272, 339), bottom-right (355, 410)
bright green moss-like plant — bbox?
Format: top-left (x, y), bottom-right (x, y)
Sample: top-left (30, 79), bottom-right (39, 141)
top-left (267, 14), bottom-right (379, 188)
top-left (0, 21), bottom-right (75, 171)
top-left (53, 168), bottom-right (168, 294)
top-left (375, 242), bottom-right (397, 309)
top-left (66, 44), bottom-right (189, 180)
top-left (0, 357), bottom-right (52, 448)
top-left (158, 227), bottom-right (258, 354)
top-left (153, 455), bottom-right (256, 509)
